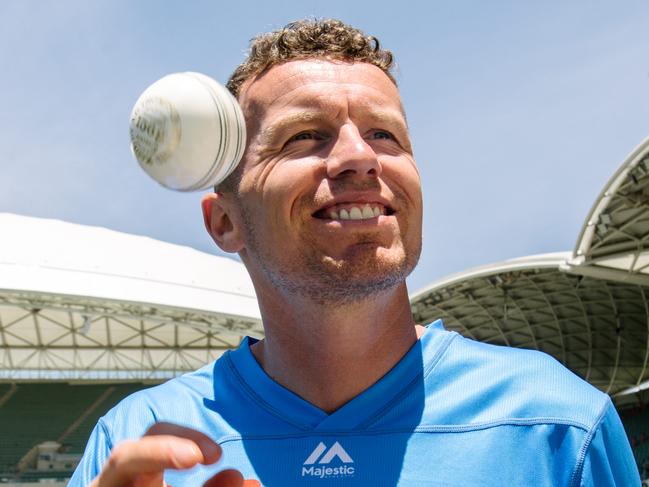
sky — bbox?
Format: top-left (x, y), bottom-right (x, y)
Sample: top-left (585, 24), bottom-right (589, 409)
top-left (1, 0), bottom-right (649, 294)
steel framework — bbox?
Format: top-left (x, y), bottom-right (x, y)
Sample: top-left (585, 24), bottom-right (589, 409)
top-left (0, 291), bottom-right (262, 381)
top-left (411, 135), bottom-right (649, 402)
top-left (410, 254), bottom-right (649, 397)
top-left (572, 136), bottom-right (649, 285)
top-left (0, 213), bottom-right (262, 381)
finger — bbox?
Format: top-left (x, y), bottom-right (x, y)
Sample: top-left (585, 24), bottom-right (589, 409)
top-left (146, 422), bottom-right (222, 465)
top-left (202, 469), bottom-right (244, 487)
top-left (97, 435), bottom-right (203, 486)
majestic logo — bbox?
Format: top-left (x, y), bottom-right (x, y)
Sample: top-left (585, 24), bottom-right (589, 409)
top-left (301, 441), bottom-right (355, 479)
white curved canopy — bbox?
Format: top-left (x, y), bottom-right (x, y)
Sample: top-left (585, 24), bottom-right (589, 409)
top-left (571, 136), bottom-right (649, 286)
top-left (0, 213), bottom-right (261, 380)
top-left (412, 134), bottom-right (649, 402)
top-left (410, 252), bottom-right (649, 399)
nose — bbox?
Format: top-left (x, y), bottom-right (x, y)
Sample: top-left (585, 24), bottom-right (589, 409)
top-left (326, 123), bottom-right (382, 179)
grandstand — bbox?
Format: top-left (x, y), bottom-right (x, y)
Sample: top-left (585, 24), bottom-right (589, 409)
top-left (411, 135), bottom-right (649, 478)
top-left (0, 215), bottom-right (261, 484)
top-left (621, 400), bottom-right (649, 480)
top-left (0, 383), bottom-right (147, 483)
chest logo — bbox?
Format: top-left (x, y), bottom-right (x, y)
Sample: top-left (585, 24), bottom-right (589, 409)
top-left (302, 441), bottom-right (355, 478)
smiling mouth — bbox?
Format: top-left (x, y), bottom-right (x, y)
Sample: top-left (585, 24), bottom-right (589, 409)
top-left (313, 203), bottom-right (395, 221)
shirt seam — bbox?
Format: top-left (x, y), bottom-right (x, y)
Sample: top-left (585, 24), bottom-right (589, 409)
top-left (215, 417), bottom-right (591, 444)
top-left (224, 351), bottom-right (312, 431)
top-left (224, 330), bottom-right (457, 433)
top-left (97, 417), bottom-right (114, 450)
top-left (361, 331), bottom-right (458, 429)
top-left (568, 398), bottom-right (610, 487)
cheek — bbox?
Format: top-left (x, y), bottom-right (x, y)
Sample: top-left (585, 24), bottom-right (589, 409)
top-left (255, 185), bottom-right (303, 236)
top-left (383, 158), bottom-right (422, 201)
top-left (401, 163), bottom-right (422, 206)
top-left (263, 159), bottom-right (324, 209)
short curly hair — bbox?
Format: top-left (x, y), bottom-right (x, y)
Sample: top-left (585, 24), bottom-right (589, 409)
top-left (226, 18), bottom-right (395, 98)
top-left (218, 19), bottom-right (395, 193)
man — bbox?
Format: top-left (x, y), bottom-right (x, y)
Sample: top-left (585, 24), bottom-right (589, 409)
top-left (70, 19), bottom-right (640, 486)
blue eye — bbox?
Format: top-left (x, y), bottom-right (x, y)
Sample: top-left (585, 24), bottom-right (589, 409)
top-left (288, 131), bottom-right (320, 143)
top-left (371, 130), bottom-right (393, 140)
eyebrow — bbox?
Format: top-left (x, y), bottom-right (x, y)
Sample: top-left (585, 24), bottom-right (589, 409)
top-left (258, 112), bottom-right (323, 145)
top-left (258, 108), bottom-right (408, 146)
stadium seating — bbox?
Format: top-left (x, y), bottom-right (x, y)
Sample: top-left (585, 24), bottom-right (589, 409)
top-left (62, 383), bottom-right (148, 453)
top-left (0, 382), bottom-right (151, 480)
top-left (620, 405), bottom-right (649, 479)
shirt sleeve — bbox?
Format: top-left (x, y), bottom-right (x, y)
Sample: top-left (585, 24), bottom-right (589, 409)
top-left (68, 420), bottom-right (113, 487)
top-left (577, 399), bottom-right (641, 486)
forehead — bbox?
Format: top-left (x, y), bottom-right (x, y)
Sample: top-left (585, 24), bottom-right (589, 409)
top-left (238, 60), bottom-right (403, 121)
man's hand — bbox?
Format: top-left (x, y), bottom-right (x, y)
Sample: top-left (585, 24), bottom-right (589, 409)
top-left (89, 422), bottom-right (257, 487)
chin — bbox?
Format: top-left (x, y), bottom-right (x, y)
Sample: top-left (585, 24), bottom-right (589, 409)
top-left (255, 239), bottom-right (421, 304)
top-left (293, 247), bottom-right (419, 304)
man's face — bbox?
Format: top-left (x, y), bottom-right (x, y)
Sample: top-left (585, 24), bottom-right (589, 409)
top-left (232, 59), bottom-right (422, 302)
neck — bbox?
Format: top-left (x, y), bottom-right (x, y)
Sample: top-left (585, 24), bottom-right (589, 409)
top-left (249, 282), bottom-right (422, 413)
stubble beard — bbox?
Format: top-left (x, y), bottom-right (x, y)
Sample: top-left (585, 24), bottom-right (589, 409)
top-left (241, 207), bottom-right (420, 306)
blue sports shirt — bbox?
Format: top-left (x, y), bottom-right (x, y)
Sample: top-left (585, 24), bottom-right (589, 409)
top-left (70, 321), bottom-right (640, 486)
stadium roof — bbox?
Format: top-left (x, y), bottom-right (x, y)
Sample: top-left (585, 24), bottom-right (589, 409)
top-left (571, 135), bottom-right (649, 286)
top-left (411, 136), bottom-right (649, 403)
top-left (410, 253), bottom-right (649, 400)
top-left (0, 213), bottom-right (262, 381)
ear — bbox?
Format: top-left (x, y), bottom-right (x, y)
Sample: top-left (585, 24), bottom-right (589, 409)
top-left (201, 192), bottom-right (244, 253)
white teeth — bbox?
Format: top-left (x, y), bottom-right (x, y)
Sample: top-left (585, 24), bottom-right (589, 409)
top-left (326, 204), bottom-right (386, 221)
top-left (349, 207), bottom-right (363, 220)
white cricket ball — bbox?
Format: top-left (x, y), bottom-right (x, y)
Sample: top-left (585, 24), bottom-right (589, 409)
top-left (129, 72), bottom-right (246, 191)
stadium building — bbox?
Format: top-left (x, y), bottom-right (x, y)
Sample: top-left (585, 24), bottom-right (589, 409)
top-left (1, 135), bottom-right (649, 484)
top-left (0, 214), bottom-right (261, 484)
top-left (411, 135), bottom-right (649, 481)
